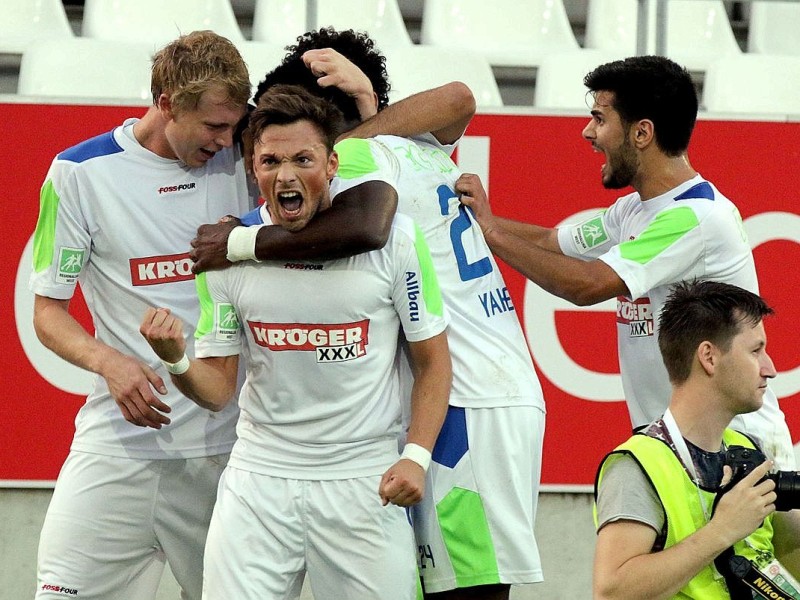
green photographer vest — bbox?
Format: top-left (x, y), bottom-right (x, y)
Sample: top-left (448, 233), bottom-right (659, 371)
top-left (595, 429), bottom-right (774, 599)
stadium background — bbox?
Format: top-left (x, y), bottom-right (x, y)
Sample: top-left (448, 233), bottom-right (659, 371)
top-left (2, 0), bottom-right (799, 597)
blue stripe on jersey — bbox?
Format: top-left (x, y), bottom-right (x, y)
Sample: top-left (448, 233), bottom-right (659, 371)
top-left (240, 206), bottom-right (264, 226)
top-left (432, 406), bottom-right (469, 468)
top-left (58, 131), bottom-right (123, 163)
top-left (674, 181), bottom-right (715, 202)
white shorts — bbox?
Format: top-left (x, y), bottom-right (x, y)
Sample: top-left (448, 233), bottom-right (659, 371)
top-left (36, 450), bottom-right (228, 600)
top-left (202, 466), bottom-right (419, 600)
top-left (411, 405), bottom-right (545, 593)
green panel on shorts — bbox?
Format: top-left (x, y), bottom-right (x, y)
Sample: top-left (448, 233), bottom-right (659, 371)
top-left (414, 223), bottom-right (444, 317)
top-left (194, 272), bottom-right (214, 339)
top-left (334, 138), bottom-right (378, 179)
top-left (436, 487), bottom-right (500, 587)
top-left (618, 206), bottom-right (699, 264)
top-left (32, 180), bottom-right (59, 272)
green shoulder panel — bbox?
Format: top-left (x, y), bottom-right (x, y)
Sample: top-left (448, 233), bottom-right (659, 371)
top-left (194, 272), bottom-right (214, 340)
top-left (619, 205), bottom-right (699, 264)
top-left (32, 180), bottom-right (59, 272)
top-left (333, 138), bottom-right (378, 180)
top-left (414, 223), bottom-right (443, 317)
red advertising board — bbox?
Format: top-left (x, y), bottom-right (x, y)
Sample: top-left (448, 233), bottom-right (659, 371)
top-left (3, 102), bottom-right (799, 487)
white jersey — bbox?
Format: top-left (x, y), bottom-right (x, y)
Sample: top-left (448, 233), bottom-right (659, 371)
top-left (557, 175), bottom-right (791, 461)
top-left (331, 135), bottom-right (544, 411)
top-left (29, 119), bottom-right (254, 459)
top-left (195, 212), bottom-right (449, 479)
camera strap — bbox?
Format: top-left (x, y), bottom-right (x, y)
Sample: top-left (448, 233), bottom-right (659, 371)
top-left (663, 409), bottom-right (714, 521)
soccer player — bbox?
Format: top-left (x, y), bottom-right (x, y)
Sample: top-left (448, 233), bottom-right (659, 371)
top-left (458, 55), bottom-right (794, 469)
top-left (140, 85), bottom-right (452, 599)
top-left (193, 28), bottom-right (547, 600)
top-left (28, 31), bottom-right (253, 600)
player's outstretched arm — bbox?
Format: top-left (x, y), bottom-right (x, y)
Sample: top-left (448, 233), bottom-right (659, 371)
top-left (379, 331), bottom-right (451, 507)
top-left (140, 307), bottom-right (239, 412)
top-left (456, 173), bottom-right (628, 305)
top-left (34, 295), bottom-right (172, 429)
top-left (456, 173), bottom-right (561, 251)
top-left (340, 82), bottom-right (476, 146)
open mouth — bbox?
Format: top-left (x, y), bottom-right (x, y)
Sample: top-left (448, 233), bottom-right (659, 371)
top-left (278, 191), bottom-right (303, 215)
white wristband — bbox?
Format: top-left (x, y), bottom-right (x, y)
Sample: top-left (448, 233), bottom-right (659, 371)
top-left (401, 443), bottom-right (432, 472)
top-left (226, 225), bottom-right (264, 263)
top-left (162, 354), bottom-right (191, 375)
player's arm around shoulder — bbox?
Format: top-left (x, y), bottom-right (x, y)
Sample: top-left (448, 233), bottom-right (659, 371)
top-left (340, 81), bottom-right (475, 146)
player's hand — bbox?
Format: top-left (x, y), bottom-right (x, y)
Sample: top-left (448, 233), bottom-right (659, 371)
top-left (709, 460), bottom-right (777, 547)
top-left (455, 173), bottom-right (496, 237)
top-left (140, 307), bottom-right (186, 363)
top-left (378, 459), bottom-right (426, 507)
top-left (302, 48), bottom-right (378, 120)
top-left (101, 349), bottom-right (172, 429)
top-left (190, 218), bottom-right (241, 273)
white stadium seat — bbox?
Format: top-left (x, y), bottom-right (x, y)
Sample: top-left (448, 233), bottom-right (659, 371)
top-left (18, 38), bottom-right (153, 101)
top-left (584, 0), bottom-right (740, 73)
top-left (383, 44), bottom-right (503, 107)
top-left (747, 1), bottom-right (800, 56)
top-left (534, 50), bottom-right (625, 110)
top-left (81, 0), bottom-right (245, 47)
top-left (0, 0), bottom-right (74, 54)
top-left (702, 54), bottom-right (800, 116)
top-left (252, 0), bottom-right (413, 51)
top-left (420, 0), bottom-right (579, 68)
top-left (584, 0), bottom-right (640, 56)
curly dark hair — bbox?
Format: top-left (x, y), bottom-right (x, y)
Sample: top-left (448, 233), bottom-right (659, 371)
top-left (253, 27), bottom-right (390, 124)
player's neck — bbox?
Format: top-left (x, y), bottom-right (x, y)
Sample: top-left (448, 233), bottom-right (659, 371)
top-left (133, 107), bottom-right (174, 160)
top-left (635, 153), bottom-right (697, 201)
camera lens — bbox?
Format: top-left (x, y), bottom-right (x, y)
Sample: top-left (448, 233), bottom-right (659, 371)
top-left (772, 471), bottom-right (800, 511)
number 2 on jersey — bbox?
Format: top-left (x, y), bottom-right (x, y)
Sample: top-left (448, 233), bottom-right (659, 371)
top-left (437, 184), bottom-right (493, 282)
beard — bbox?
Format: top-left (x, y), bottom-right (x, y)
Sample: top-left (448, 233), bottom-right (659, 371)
top-left (602, 139), bottom-right (639, 189)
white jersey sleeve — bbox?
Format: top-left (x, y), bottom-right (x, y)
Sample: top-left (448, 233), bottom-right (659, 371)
top-left (388, 214), bottom-right (449, 342)
top-left (194, 271), bottom-right (243, 358)
top-left (557, 196), bottom-right (629, 261)
top-left (30, 145), bottom-right (100, 299)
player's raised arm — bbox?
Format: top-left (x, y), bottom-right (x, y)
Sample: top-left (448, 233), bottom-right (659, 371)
top-left (139, 307), bottom-right (239, 411)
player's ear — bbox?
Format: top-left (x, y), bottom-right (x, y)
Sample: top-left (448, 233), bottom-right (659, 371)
top-left (157, 93), bottom-right (175, 120)
top-left (631, 119), bottom-right (654, 149)
top-left (327, 151), bottom-right (339, 181)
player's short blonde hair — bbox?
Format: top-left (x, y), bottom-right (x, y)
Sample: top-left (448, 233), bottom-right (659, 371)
top-left (151, 30), bottom-right (250, 114)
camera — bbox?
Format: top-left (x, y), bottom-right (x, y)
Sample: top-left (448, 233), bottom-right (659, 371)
top-left (724, 445), bottom-right (800, 511)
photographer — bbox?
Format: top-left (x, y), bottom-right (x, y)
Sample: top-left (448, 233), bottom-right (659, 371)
top-left (593, 280), bottom-right (800, 599)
